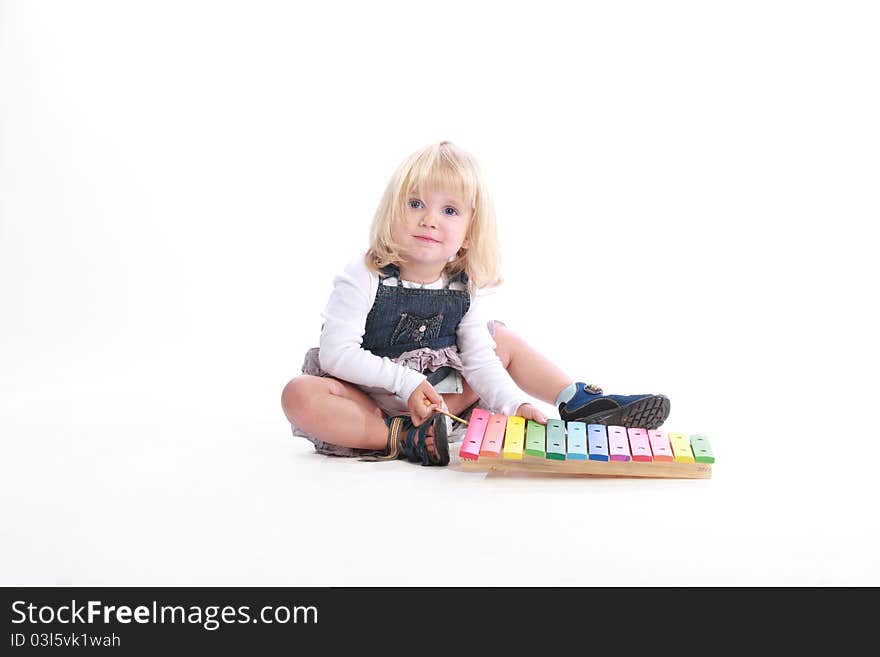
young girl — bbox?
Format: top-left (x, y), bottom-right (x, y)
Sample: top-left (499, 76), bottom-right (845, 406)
top-left (281, 141), bottom-right (670, 466)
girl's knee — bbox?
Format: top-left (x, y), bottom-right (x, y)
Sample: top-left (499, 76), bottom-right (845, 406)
top-left (281, 376), bottom-right (320, 421)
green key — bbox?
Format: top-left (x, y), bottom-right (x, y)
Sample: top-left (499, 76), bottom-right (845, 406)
top-left (689, 435), bottom-right (715, 463)
top-left (546, 420), bottom-right (566, 460)
top-left (524, 420), bottom-right (546, 457)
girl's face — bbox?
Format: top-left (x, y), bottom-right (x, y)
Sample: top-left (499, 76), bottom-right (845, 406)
top-left (393, 185), bottom-right (472, 272)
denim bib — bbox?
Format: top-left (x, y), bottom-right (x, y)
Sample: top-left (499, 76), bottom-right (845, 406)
top-left (362, 264), bottom-right (470, 382)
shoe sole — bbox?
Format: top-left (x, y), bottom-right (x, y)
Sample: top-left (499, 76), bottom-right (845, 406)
top-left (569, 395), bottom-right (670, 430)
top-left (431, 413), bottom-right (450, 466)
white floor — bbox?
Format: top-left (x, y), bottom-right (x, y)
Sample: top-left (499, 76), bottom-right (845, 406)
top-left (3, 346), bottom-right (878, 587)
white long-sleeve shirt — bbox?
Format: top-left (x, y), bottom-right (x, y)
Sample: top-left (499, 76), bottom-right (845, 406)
top-left (317, 255), bottom-right (528, 417)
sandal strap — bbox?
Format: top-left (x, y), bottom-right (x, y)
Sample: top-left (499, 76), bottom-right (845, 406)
top-left (357, 416), bottom-right (405, 462)
top-left (400, 422), bottom-right (433, 465)
top-left (387, 416), bottom-right (405, 460)
top-left (358, 415), bottom-right (443, 466)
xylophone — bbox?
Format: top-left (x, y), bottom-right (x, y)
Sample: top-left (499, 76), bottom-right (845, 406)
top-left (455, 409), bottom-right (714, 479)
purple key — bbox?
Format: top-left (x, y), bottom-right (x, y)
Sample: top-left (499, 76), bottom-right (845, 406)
top-left (607, 425), bottom-right (631, 462)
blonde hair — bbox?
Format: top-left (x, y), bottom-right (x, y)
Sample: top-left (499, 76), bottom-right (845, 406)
top-left (365, 141), bottom-right (503, 292)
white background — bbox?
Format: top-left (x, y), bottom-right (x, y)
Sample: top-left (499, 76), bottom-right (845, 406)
top-left (2, 0), bottom-right (878, 585)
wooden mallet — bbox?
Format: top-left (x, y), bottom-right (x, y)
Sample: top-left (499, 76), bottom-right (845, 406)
top-left (424, 399), bottom-right (469, 426)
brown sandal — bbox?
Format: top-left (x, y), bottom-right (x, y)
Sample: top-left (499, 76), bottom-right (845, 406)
top-left (360, 413), bottom-right (449, 466)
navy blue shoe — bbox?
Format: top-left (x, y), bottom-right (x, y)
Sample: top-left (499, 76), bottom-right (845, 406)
top-left (558, 383), bottom-right (670, 429)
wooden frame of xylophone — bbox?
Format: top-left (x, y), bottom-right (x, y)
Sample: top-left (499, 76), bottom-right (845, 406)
top-left (456, 409), bottom-right (714, 479)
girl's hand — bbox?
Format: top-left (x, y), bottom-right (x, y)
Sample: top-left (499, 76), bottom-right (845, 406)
top-left (517, 403), bottom-right (548, 424)
top-left (407, 380), bottom-right (444, 426)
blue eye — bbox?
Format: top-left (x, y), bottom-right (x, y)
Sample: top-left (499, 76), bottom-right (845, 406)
top-left (444, 207), bottom-right (458, 216)
top-left (408, 199), bottom-right (423, 209)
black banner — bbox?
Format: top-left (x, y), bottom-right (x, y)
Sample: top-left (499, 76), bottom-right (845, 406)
top-left (1, 587), bottom-right (871, 653)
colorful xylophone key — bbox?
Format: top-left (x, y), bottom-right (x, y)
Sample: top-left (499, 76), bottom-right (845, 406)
top-left (457, 412), bottom-right (713, 479)
top-left (501, 416), bottom-right (525, 460)
top-left (587, 424), bottom-right (609, 461)
top-left (607, 426), bottom-right (631, 462)
top-left (524, 420), bottom-right (546, 458)
top-left (648, 430), bottom-right (674, 462)
top-left (546, 420), bottom-right (566, 461)
top-left (480, 414), bottom-right (507, 458)
top-left (628, 428), bottom-right (652, 462)
top-left (458, 408), bottom-right (491, 460)
top-left (565, 421), bottom-right (587, 461)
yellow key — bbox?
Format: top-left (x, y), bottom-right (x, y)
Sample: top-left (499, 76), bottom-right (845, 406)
top-left (502, 416), bottom-right (526, 460)
top-left (668, 432), bottom-right (696, 463)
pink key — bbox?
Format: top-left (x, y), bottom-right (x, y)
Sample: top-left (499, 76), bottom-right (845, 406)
top-left (607, 425), bottom-right (631, 462)
top-left (479, 414), bottom-right (508, 458)
top-left (648, 430), bottom-right (674, 462)
top-left (628, 428), bottom-right (653, 462)
top-left (459, 409), bottom-right (491, 460)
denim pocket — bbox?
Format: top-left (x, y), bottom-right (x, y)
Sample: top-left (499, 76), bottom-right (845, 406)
top-left (390, 312), bottom-right (444, 346)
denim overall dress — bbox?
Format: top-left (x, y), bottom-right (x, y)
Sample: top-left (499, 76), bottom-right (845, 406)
top-left (363, 263), bottom-right (470, 384)
top-left (293, 264), bottom-right (486, 457)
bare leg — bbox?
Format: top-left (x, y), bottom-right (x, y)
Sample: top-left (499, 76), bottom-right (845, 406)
top-left (282, 376), bottom-right (387, 449)
top-left (492, 324), bottom-right (572, 405)
top-left (281, 376), bottom-right (439, 456)
top-left (443, 324), bottom-right (572, 416)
